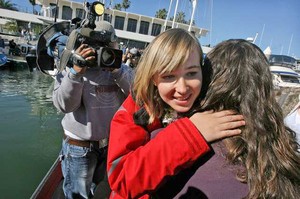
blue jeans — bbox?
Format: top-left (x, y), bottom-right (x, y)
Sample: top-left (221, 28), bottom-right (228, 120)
top-left (61, 139), bottom-right (108, 199)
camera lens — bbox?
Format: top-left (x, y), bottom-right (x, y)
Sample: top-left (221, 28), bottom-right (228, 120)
top-left (101, 48), bottom-right (115, 66)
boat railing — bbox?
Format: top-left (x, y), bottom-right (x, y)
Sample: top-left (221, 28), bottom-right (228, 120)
top-left (269, 61), bottom-right (296, 69)
top-left (30, 156), bottom-right (63, 199)
top-left (268, 54), bottom-right (297, 69)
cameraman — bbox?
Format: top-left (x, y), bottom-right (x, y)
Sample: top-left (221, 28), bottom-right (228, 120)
top-left (53, 21), bottom-right (133, 199)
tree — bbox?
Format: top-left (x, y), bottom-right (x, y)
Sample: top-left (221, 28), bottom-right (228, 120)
top-left (176, 11), bottom-right (187, 24)
top-left (113, 3), bottom-right (122, 10)
top-left (121, 0), bottom-right (130, 11)
top-left (155, 8), bottom-right (167, 19)
top-left (0, 0), bottom-right (18, 11)
top-left (28, 0), bottom-right (36, 14)
top-left (4, 20), bottom-right (18, 34)
top-left (187, 19), bottom-right (195, 26)
top-left (170, 11), bottom-right (188, 24)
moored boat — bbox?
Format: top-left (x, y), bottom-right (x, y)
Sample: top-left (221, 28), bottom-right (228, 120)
top-left (0, 53), bottom-right (8, 66)
top-left (26, 46), bottom-right (38, 72)
top-left (268, 54), bottom-right (300, 88)
top-left (270, 65), bottom-right (300, 88)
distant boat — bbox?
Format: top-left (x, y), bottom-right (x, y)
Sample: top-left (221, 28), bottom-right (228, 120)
top-left (0, 53), bottom-right (8, 66)
top-left (268, 54), bottom-right (300, 88)
top-left (270, 65), bottom-right (300, 88)
top-left (25, 46), bottom-right (38, 72)
top-left (1, 43), bottom-right (35, 71)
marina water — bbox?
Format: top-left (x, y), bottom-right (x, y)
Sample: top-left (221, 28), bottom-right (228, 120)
top-left (0, 70), bottom-right (63, 198)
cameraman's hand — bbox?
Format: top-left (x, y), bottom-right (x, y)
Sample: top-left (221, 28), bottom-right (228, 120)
top-left (73, 44), bottom-right (96, 74)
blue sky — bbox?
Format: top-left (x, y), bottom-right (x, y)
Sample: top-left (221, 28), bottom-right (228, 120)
top-left (11, 0), bottom-right (300, 58)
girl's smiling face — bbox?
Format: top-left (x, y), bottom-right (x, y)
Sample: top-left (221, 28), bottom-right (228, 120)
top-left (153, 50), bottom-right (202, 113)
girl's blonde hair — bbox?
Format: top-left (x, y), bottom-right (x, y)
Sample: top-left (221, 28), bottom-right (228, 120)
top-left (133, 28), bottom-right (203, 123)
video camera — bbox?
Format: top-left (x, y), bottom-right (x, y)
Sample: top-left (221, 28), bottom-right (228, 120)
top-left (36, 1), bottom-right (123, 75)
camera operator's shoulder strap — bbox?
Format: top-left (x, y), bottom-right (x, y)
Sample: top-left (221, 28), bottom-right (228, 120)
top-left (59, 29), bottom-right (81, 70)
top-left (36, 21), bottom-right (70, 75)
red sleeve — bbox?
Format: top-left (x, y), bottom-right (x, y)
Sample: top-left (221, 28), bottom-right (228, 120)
top-left (107, 96), bottom-right (210, 199)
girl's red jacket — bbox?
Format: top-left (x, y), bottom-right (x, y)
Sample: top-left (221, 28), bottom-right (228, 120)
top-left (107, 94), bottom-right (210, 199)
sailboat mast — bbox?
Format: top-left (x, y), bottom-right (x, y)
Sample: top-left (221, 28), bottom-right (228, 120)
top-left (209, 0), bottom-right (213, 45)
top-left (188, 0), bottom-right (197, 32)
top-left (172, 0), bottom-right (179, 28)
top-left (288, 34), bottom-right (293, 56)
top-left (163, 0), bottom-right (173, 31)
top-left (258, 24), bottom-right (265, 47)
top-left (253, 32), bottom-right (258, 44)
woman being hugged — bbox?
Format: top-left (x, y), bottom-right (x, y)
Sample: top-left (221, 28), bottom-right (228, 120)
top-left (197, 39), bottom-right (299, 198)
top-left (107, 29), bottom-right (245, 199)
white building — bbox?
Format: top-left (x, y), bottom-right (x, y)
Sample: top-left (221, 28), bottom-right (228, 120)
top-left (35, 0), bottom-right (209, 49)
top-left (1, 0), bottom-right (209, 49)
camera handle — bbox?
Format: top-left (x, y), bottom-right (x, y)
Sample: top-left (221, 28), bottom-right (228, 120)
top-left (72, 52), bottom-right (87, 68)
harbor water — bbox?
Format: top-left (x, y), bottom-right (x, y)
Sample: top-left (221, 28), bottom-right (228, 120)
top-left (0, 70), bottom-right (63, 198)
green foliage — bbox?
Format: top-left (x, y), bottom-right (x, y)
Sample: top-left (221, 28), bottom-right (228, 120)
top-left (176, 11), bottom-right (187, 24)
top-left (32, 24), bottom-right (43, 36)
top-left (122, 0), bottom-right (130, 11)
top-left (4, 20), bottom-right (18, 33)
top-left (113, 3), bottom-right (122, 10)
top-left (155, 8), bottom-right (167, 19)
top-left (169, 11), bottom-right (188, 24)
top-left (113, 0), bottom-right (131, 11)
top-left (188, 19), bottom-right (195, 26)
top-left (0, 0), bottom-right (18, 11)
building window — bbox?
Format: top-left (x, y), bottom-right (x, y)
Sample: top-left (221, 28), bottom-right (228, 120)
top-left (139, 21), bottom-right (149, 35)
top-left (104, 13), bottom-right (112, 23)
top-left (118, 38), bottom-right (148, 50)
top-left (151, 23), bottom-right (161, 36)
top-left (114, 16), bottom-right (125, 30)
top-left (127, 18), bottom-right (137, 32)
top-left (62, 6), bottom-right (72, 20)
top-left (50, 3), bottom-right (58, 18)
top-left (76, 8), bottom-right (85, 19)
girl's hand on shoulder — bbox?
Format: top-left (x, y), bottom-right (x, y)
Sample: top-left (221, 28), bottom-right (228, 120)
top-left (189, 110), bottom-right (245, 142)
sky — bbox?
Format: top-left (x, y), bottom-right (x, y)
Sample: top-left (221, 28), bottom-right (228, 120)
top-left (11, 0), bottom-right (300, 58)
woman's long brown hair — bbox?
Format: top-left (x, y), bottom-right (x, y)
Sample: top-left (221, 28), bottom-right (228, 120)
top-left (200, 39), bottom-right (300, 198)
